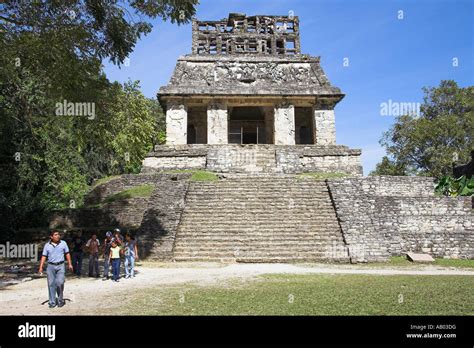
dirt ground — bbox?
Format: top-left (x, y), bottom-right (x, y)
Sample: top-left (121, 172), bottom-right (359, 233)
top-left (1, 262), bottom-right (473, 315)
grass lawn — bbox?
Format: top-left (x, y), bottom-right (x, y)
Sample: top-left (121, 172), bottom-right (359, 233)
top-left (121, 274), bottom-right (473, 315)
top-left (360, 256), bottom-right (474, 269)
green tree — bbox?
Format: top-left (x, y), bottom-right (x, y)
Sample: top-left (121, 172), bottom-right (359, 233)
top-left (369, 156), bottom-right (407, 176)
top-left (372, 80), bottom-right (473, 178)
top-left (0, 0), bottom-right (197, 64)
top-left (0, 0), bottom-right (193, 235)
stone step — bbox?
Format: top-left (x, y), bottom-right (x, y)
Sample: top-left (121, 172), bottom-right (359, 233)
top-left (190, 188), bottom-right (328, 190)
top-left (185, 194), bottom-right (330, 199)
top-left (184, 199), bottom-right (333, 203)
top-left (171, 174), bottom-right (345, 262)
top-left (175, 225), bottom-right (340, 231)
top-left (173, 251), bottom-right (347, 258)
top-left (151, 223), bottom-right (341, 230)
top-left (183, 206), bottom-right (334, 210)
top-left (187, 186), bottom-right (328, 190)
top-left (177, 227), bottom-right (341, 232)
top-left (174, 243), bottom-right (344, 250)
top-left (174, 236), bottom-right (343, 241)
top-left (186, 190), bottom-right (330, 193)
top-left (187, 194), bottom-right (330, 197)
top-left (182, 207), bottom-right (335, 211)
top-left (195, 178), bottom-right (326, 182)
top-left (175, 233), bottom-right (344, 241)
top-left (185, 197), bottom-right (333, 201)
top-left (181, 219), bottom-right (339, 224)
top-left (173, 256), bottom-right (349, 263)
top-left (177, 224), bottom-right (341, 229)
top-left (181, 211), bottom-right (337, 215)
top-left (189, 182), bottom-right (327, 186)
top-left (175, 237), bottom-right (342, 242)
top-left (174, 235), bottom-right (344, 242)
top-left (174, 233), bottom-right (342, 238)
top-left (174, 241), bottom-right (345, 248)
top-left (182, 209), bottom-right (335, 213)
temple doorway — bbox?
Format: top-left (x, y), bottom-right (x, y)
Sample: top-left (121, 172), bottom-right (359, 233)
top-left (228, 106), bottom-right (268, 144)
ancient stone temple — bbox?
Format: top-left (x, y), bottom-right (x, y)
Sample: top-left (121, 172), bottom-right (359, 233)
top-left (143, 13), bottom-right (362, 175)
top-left (49, 14), bottom-right (472, 263)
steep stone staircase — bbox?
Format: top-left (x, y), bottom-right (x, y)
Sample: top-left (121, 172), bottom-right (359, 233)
top-left (173, 175), bottom-right (349, 262)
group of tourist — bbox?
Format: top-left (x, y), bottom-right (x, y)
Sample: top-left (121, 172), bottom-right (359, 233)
top-left (69, 228), bottom-right (139, 281)
top-left (39, 228), bottom-right (139, 308)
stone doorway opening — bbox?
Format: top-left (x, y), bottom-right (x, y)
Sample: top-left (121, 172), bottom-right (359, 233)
top-left (295, 107), bottom-right (314, 144)
top-left (228, 106), bottom-right (270, 144)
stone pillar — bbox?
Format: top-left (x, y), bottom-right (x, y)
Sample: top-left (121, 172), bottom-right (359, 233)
top-left (313, 100), bottom-right (336, 145)
top-left (207, 101), bottom-right (228, 144)
top-left (165, 102), bottom-right (187, 145)
top-left (273, 103), bottom-right (295, 145)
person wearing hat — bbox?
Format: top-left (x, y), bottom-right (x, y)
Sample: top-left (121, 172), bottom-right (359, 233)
top-left (38, 230), bottom-right (74, 308)
top-left (112, 228), bottom-right (123, 246)
top-left (102, 231), bottom-right (113, 280)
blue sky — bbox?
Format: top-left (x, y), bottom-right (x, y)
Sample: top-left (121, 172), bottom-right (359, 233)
top-left (103, 0), bottom-right (474, 175)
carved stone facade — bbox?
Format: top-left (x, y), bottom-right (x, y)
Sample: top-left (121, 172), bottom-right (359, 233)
top-left (207, 102), bottom-right (228, 144)
top-left (165, 102), bottom-right (187, 145)
top-left (148, 13), bottom-right (361, 173)
top-left (273, 103), bottom-right (295, 145)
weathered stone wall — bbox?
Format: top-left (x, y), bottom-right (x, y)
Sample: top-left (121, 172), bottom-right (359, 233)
top-left (136, 177), bottom-right (189, 260)
top-left (141, 145), bottom-right (208, 172)
top-left (143, 144), bottom-right (363, 175)
top-left (51, 173), bottom-right (166, 229)
top-left (166, 103), bottom-right (187, 145)
top-left (207, 102), bottom-right (228, 144)
top-left (85, 174), bottom-right (159, 206)
top-left (275, 146), bottom-right (362, 174)
top-left (207, 145), bottom-right (276, 173)
top-left (51, 173), bottom-right (193, 230)
top-left (273, 104), bottom-right (295, 145)
top-left (142, 156), bottom-right (206, 171)
top-left (49, 173), bottom-right (192, 260)
top-left (327, 176), bottom-right (473, 262)
top-left (314, 109), bottom-right (336, 145)
top-left (50, 198), bottom-right (150, 230)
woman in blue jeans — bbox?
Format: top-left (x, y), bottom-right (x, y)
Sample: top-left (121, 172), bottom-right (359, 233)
top-left (108, 241), bottom-right (121, 282)
top-left (124, 233), bottom-right (139, 279)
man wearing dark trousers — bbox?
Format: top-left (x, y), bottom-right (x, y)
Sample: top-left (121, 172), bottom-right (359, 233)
top-left (38, 231), bottom-right (74, 308)
top-left (71, 232), bottom-right (85, 276)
